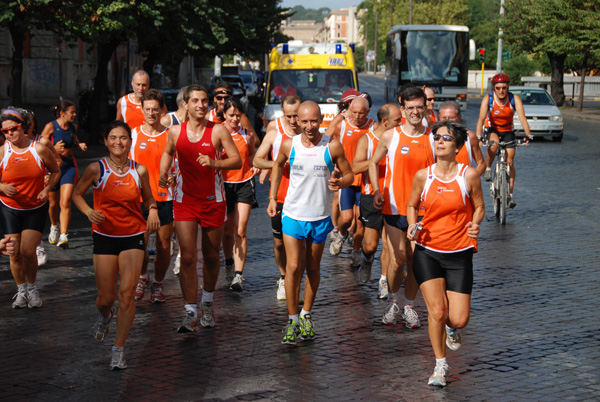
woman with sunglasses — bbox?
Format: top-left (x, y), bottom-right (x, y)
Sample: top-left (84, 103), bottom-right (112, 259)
top-left (73, 121), bottom-right (159, 370)
top-left (406, 120), bottom-right (484, 387)
top-left (40, 99), bottom-right (87, 248)
top-left (0, 109), bottom-right (61, 309)
top-left (218, 99), bottom-right (259, 291)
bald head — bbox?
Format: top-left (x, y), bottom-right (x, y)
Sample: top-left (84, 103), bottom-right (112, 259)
top-left (349, 96), bottom-right (370, 126)
top-left (131, 70), bottom-right (150, 99)
top-left (298, 101), bottom-right (322, 139)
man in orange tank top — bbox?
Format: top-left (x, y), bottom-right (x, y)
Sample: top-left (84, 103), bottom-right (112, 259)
top-left (158, 85), bottom-right (241, 333)
top-left (116, 70), bottom-right (167, 131)
top-left (423, 87), bottom-right (438, 127)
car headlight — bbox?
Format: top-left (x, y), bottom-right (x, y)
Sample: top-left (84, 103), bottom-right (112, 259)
top-left (549, 115), bottom-right (563, 122)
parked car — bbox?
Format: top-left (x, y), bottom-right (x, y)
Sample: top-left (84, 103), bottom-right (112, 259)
top-left (239, 70), bottom-right (258, 99)
top-left (511, 86), bottom-right (564, 142)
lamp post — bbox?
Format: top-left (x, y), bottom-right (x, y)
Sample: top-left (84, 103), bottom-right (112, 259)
top-left (374, 11), bottom-right (378, 73)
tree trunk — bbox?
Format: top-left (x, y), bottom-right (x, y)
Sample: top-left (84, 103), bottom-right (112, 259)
top-left (547, 52), bottom-right (566, 106)
top-left (577, 57), bottom-right (588, 112)
top-left (89, 39), bottom-right (120, 143)
top-left (8, 24), bottom-right (25, 106)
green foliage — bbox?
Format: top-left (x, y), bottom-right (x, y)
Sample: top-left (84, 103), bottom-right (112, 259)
top-left (288, 6), bottom-right (330, 21)
top-left (503, 54), bottom-right (537, 85)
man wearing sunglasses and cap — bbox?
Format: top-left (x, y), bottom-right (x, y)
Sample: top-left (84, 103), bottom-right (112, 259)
top-left (209, 81), bottom-right (258, 146)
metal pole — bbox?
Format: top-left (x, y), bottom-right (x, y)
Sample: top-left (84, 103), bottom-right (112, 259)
top-left (374, 11), bottom-right (378, 73)
top-left (496, 0), bottom-right (505, 73)
top-left (481, 62), bottom-right (485, 95)
top-left (364, 20), bottom-right (368, 73)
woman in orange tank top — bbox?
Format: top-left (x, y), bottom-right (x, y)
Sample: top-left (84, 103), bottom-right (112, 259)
top-left (73, 121), bottom-right (159, 370)
top-left (406, 121), bottom-right (485, 387)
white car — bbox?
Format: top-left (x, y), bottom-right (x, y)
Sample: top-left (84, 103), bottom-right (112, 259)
top-left (511, 86), bottom-right (564, 142)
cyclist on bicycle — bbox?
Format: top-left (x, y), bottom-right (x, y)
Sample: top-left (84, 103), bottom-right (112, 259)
top-left (475, 73), bottom-right (532, 208)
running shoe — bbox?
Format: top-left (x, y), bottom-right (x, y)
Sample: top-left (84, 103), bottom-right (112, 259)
top-left (382, 299), bottom-right (400, 325)
top-left (508, 196), bottom-right (517, 209)
top-left (281, 319), bottom-right (300, 345)
top-left (93, 305), bottom-right (116, 342)
top-left (299, 314), bottom-right (316, 341)
top-left (347, 234), bottom-right (354, 248)
top-left (230, 273), bottom-right (244, 291)
top-left (483, 169), bottom-right (492, 182)
top-left (329, 234), bottom-right (346, 256)
top-left (276, 278), bottom-right (286, 300)
top-left (57, 234), bottom-right (69, 248)
top-left (177, 310), bottom-right (197, 333)
top-left (446, 328), bottom-right (462, 351)
top-left (402, 305), bottom-right (421, 329)
top-left (12, 289), bottom-right (28, 309)
top-left (200, 302), bottom-right (215, 328)
top-left (150, 282), bottom-right (165, 303)
top-left (173, 253), bottom-right (181, 275)
top-left (49, 225), bottom-right (59, 244)
top-left (225, 263), bottom-right (234, 282)
top-left (147, 233), bottom-right (156, 255)
top-left (377, 278), bottom-right (388, 299)
top-left (36, 245), bottom-right (47, 267)
top-left (27, 286), bottom-right (42, 309)
top-left (110, 349), bottom-right (127, 370)
top-left (134, 277), bottom-right (148, 301)
top-left (358, 255), bottom-right (374, 283)
top-left (428, 363), bottom-right (450, 387)
top-left (351, 249), bottom-right (362, 267)
top-left (328, 228), bottom-right (339, 242)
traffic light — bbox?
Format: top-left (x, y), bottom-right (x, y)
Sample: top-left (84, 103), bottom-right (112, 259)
top-left (478, 48), bottom-right (485, 63)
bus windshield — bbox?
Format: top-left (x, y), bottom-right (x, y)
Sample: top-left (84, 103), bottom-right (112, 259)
top-left (268, 69), bottom-right (355, 104)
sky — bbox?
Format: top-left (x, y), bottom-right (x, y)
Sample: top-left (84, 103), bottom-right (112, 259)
top-left (280, 0), bottom-right (359, 10)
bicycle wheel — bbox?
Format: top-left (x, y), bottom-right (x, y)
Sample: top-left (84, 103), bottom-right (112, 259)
top-left (499, 167), bottom-right (508, 225)
top-left (493, 166), bottom-right (500, 219)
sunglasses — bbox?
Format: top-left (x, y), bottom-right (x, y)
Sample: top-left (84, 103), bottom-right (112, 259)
top-left (495, 86), bottom-right (508, 90)
top-left (1, 123), bottom-right (22, 135)
top-left (433, 134), bottom-right (455, 142)
top-left (427, 98), bottom-right (435, 101)
top-left (215, 95), bottom-right (231, 101)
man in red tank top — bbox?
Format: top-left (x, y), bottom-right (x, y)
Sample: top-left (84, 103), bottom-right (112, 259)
top-left (159, 85), bottom-right (242, 333)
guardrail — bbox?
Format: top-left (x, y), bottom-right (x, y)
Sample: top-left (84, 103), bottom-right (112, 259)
top-left (521, 76), bottom-right (600, 99)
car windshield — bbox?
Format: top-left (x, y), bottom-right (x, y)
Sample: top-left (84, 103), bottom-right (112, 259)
top-left (240, 75), bottom-right (253, 84)
top-left (268, 69), bottom-right (355, 104)
top-left (511, 90), bottom-right (555, 106)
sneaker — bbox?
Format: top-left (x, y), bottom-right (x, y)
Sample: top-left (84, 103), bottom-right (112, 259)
top-left (329, 234), bottom-right (346, 256)
top-left (230, 273), bottom-right (244, 291)
top-left (377, 278), bottom-right (389, 299)
top-left (483, 169), bottom-right (492, 182)
top-left (358, 255), bottom-right (373, 283)
top-left (428, 363), bottom-right (450, 387)
top-left (36, 246), bottom-right (47, 267)
top-left (11, 290), bottom-right (28, 309)
top-left (27, 287), bottom-right (43, 309)
top-left (109, 349), bottom-right (127, 370)
top-left (49, 225), bottom-right (59, 244)
top-left (150, 282), bottom-right (165, 303)
top-left (276, 278), bottom-right (286, 300)
top-left (173, 253), bottom-right (181, 275)
top-left (328, 228), bottom-right (339, 242)
top-left (281, 319), bottom-right (300, 345)
top-left (200, 302), bottom-right (215, 328)
top-left (147, 233), bottom-right (156, 255)
top-left (446, 328), bottom-right (462, 351)
top-left (177, 311), bottom-right (197, 333)
top-left (351, 249), bottom-right (362, 267)
top-left (93, 305), bottom-right (116, 342)
top-left (299, 314), bottom-right (316, 341)
top-left (402, 305), bottom-right (421, 329)
top-left (382, 299), bottom-right (400, 324)
top-left (508, 196), bottom-right (517, 209)
top-left (134, 277), bottom-right (148, 301)
top-left (225, 263), bottom-right (234, 282)
top-left (57, 234), bottom-right (69, 248)
top-left (347, 234), bottom-right (354, 248)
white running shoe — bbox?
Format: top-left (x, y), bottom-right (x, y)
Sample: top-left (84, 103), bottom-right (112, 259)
top-left (57, 234), bottom-right (69, 248)
top-left (276, 278), bottom-right (286, 300)
top-left (329, 234), bottom-right (345, 256)
top-left (27, 286), bottom-right (43, 308)
top-left (230, 274), bottom-right (244, 291)
top-left (110, 349), bottom-right (127, 370)
top-left (377, 278), bottom-right (388, 299)
top-left (200, 302), bottom-right (216, 328)
top-left (402, 305), bottom-right (421, 329)
top-left (446, 328), bottom-right (462, 351)
top-left (36, 245), bottom-right (47, 266)
top-left (12, 290), bottom-right (28, 309)
top-left (49, 225), bottom-right (59, 244)
top-left (382, 299), bottom-right (400, 324)
top-left (428, 363), bottom-right (449, 387)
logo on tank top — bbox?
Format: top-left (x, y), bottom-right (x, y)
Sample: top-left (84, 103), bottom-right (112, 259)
top-left (14, 156), bottom-right (29, 163)
top-left (347, 130), bottom-right (353, 136)
top-left (206, 195), bottom-right (215, 201)
top-left (201, 142), bottom-right (211, 147)
top-left (139, 142), bottom-right (147, 150)
top-left (401, 146), bottom-right (409, 154)
top-left (494, 110), bottom-right (500, 115)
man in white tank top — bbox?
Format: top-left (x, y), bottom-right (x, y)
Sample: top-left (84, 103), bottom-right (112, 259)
top-left (267, 101), bottom-right (354, 345)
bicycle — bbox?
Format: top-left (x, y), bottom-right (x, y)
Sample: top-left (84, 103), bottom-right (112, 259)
top-left (485, 139), bottom-right (525, 224)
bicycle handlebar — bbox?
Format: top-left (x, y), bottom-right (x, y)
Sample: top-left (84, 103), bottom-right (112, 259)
top-left (484, 139), bottom-right (527, 148)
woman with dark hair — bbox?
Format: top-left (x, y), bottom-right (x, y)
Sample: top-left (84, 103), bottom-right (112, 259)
top-left (73, 120), bottom-right (159, 370)
top-left (406, 120), bottom-right (485, 387)
top-left (41, 99), bottom-right (87, 248)
top-left (0, 108), bottom-right (61, 308)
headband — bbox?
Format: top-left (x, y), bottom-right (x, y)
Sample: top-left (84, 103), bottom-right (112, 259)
top-left (2, 109), bottom-right (25, 123)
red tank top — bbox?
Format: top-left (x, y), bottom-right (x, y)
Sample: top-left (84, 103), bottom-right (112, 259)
top-left (174, 121), bottom-right (225, 204)
top-left (92, 158), bottom-right (146, 237)
top-left (0, 140), bottom-right (46, 210)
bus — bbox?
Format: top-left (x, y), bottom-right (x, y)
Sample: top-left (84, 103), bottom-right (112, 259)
top-left (263, 41), bottom-right (359, 133)
top-left (385, 25), bottom-right (475, 110)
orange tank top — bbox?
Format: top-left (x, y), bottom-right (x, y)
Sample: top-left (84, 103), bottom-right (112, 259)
top-left (92, 158), bottom-right (147, 237)
top-left (119, 94), bottom-right (145, 130)
top-left (486, 93), bottom-right (514, 132)
top-left (383, 125), bottom-right (434, 216)
top-left (208, 108), bottom-right (223, 123)
top-left (340, 118), bottom-right (374, 186)
top-left (0, 140), bottom-right (46, 210)
top-left (222, 128), bottom-right (253, 183)
top-left (417, 163), bottom-right (477, 253)
top-left (361, 132), bottom-right (386, 196)
top-left (130, 126), bottom-right (172, 202)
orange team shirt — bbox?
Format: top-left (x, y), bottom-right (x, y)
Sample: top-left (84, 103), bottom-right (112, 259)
top-left (361, 131), bottom-right (386, 196)
top-left (0, 140), bottom-right (46, 210)
top-left (455, 135), bottom-right (475, 168)
top-left (272, 118), bottom-right (293, 203)
top-left (92, 158), bottom-right (147, 237)
top-left (486, 93), bottom-right (514, 132)
top-left (208, 108), bottom-right (223, 123)
top-left (119, 94), bottom-right (145, 130)
top-left (383, 125), bottom-right (434, 216)
top-left (416, 163), bottom-right (477, 253)
top-left (339, 118), bottom-right (375, 186)
top-left (222, 128), bottom-right (253, 183)
top-left (130, 125), bottom-right (173, 202)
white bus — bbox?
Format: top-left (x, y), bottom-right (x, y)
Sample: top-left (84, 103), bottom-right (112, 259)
top-left (385, 25), bottom-right (475, 110)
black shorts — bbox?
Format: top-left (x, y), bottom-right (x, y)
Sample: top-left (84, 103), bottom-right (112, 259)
top-left (383, 214), bottom-right (422, 232)
top-left (0, 202), bottom-right (47, 234)
top-left (359, 194), bottom-right (383, 230)
top-left (412, 245), bottom-right (474, 294)
top-left (224, 179), bottom-right (258, 213)
top-left (270, 202), bottom-right (284, 239)
top-left (141, 201), bottom-right (174, 226)
top-left (484, 127), bottom-right (516, 148)
top-left (93, 232), bottom-right (146, 255)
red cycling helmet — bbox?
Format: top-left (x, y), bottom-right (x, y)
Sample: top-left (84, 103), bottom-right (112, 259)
top-left (492, 73), bottom-right (510, 85)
